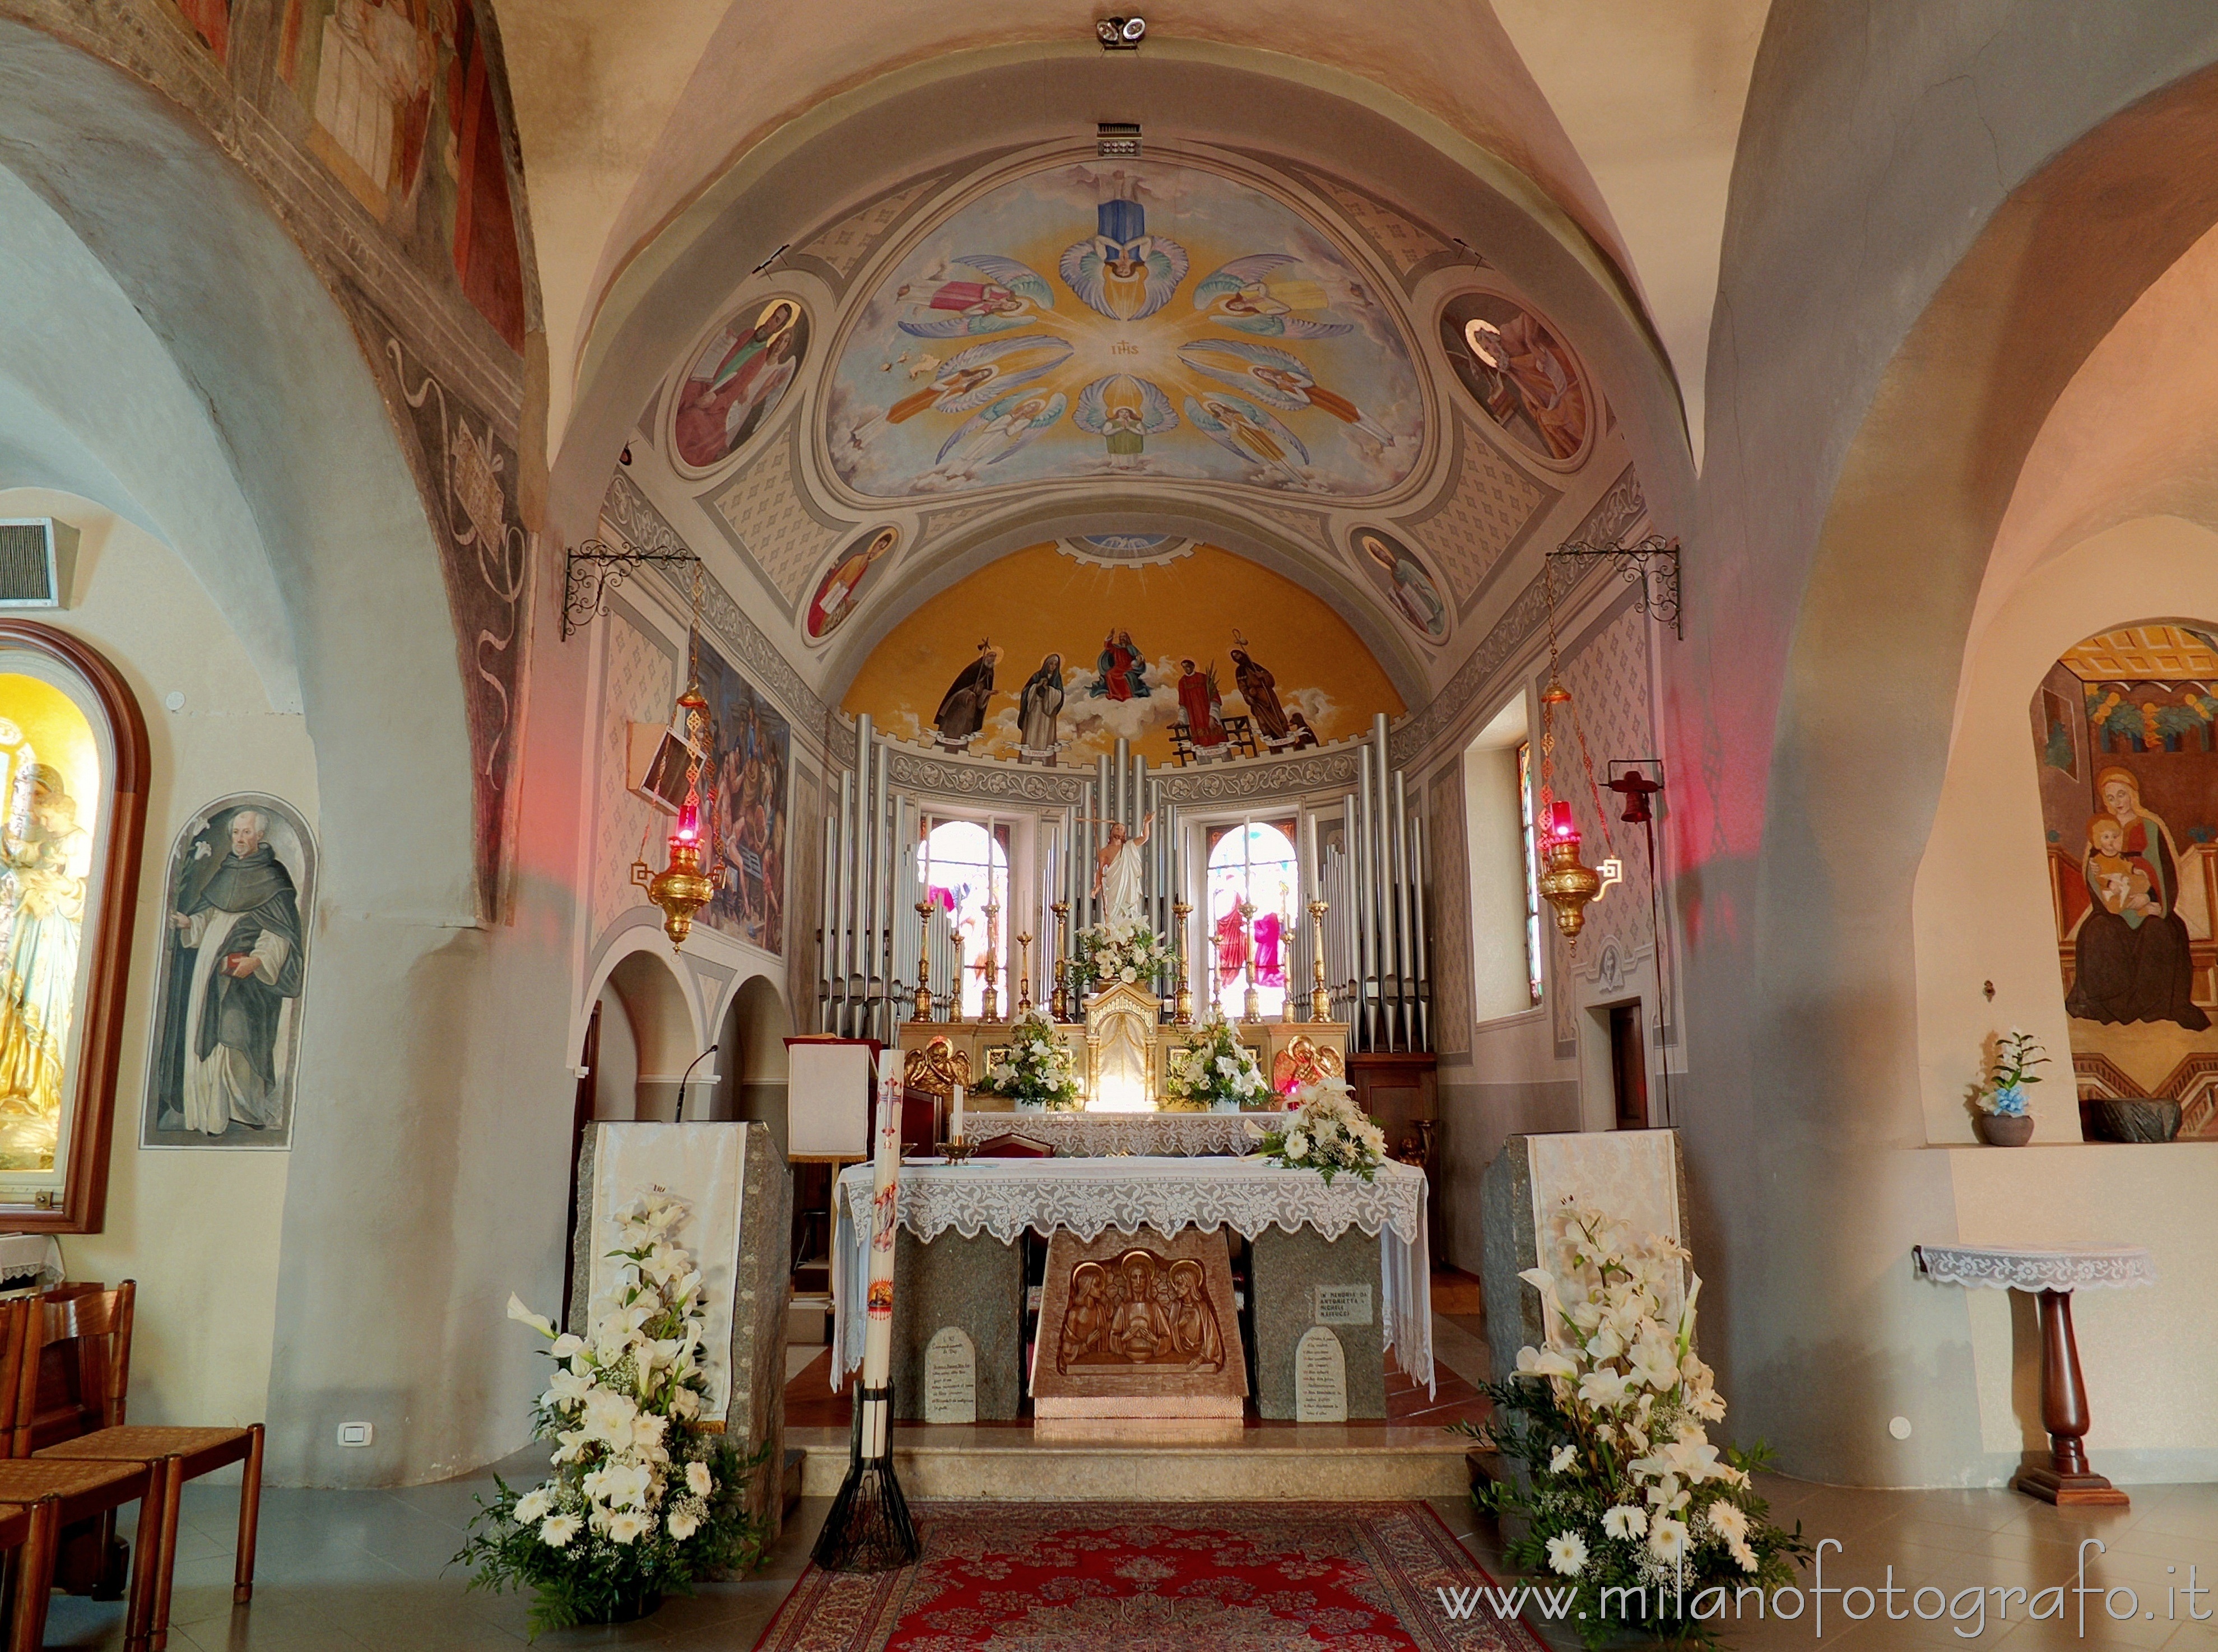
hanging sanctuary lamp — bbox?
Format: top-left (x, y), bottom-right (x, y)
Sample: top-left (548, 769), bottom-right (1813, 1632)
top-left (632, 572), bottom-right (720, 949)
top-left (1533, 565), bottom-right (1622, 939)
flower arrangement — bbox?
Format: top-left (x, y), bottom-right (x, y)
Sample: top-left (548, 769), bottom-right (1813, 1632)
top-left (982, 1007), bottom-right (1082, 1111)
top-left (457, 1195), bottom-right (765, 1635)
top-left (1073, 918), bottom-right (1175, 998)
top-left (1250, 1075), bottom-right (1385, 1183)
top-left (1976, 1027), bottom-right (2048, 1116)
top-left (1453, 1202), bottom-right (1807, 1649)
top-left (1164, 1010), bottom-right (1269, 1112)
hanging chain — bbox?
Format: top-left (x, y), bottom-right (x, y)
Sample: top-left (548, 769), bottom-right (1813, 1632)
top-left (1537, 555), bottom-right (1618, 862)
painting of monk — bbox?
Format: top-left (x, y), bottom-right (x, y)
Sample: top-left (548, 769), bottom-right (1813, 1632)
top-left (672, 300), bottom-right (808, 472)
top-left (1440, 291), bottom-right (1593, 467)
top-left (693, 640), bottom-right (791, 956)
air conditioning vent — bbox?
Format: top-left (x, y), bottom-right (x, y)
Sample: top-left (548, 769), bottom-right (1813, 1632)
top-left (0, 520), bottom-right (76, 609)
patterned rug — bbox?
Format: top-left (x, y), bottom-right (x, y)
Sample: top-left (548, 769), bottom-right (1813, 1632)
top-left (755, 1501), bottom-right (1546, 1650)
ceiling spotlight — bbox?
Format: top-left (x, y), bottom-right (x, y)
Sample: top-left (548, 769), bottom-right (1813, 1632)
top-left (1097, 16), bottom-right (1144, 49)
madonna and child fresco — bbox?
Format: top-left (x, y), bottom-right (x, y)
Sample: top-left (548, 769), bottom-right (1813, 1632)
top-left (2033, 625), bottom-right (2218, 1137)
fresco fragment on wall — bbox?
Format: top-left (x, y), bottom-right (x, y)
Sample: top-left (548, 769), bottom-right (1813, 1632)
top-left (2032, 623), bottom-right (2218, 1137)
top-left (841, 542), bottom-right (1402, 768)
top-left (693, 641), bottom-right (791, 958)
top-left (1439, 292), bottom-right (1592, 470)
top-left (826, 162), bottom-right (1424, 498)
top-left (668, 299), bottom-right (810, 474)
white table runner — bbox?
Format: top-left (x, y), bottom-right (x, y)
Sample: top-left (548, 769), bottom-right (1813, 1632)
top-left (1914, 1242), bottom-right (2156, 1293)
top-left (831, 1156), bottom-right (1433, 1394)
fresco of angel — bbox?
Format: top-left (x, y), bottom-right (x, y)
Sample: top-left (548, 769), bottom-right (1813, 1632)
top-left (850, 334), bottom-right (1073, 446)
top-left (1074, 374), bottom-right (1177, 469)
top-left (1184, 394), bottom-right (1310, 487)
top-left (896, 254), bottom-right (1058, 337)
top-left (916, 392), bottom-right (1068, 487)
top-left (1191, 255), bottom-right (1356, 337)
top-left (1060, 188), bottom-right (1189, 322)
top-left (1178, 338), bottom-right (1396, 448)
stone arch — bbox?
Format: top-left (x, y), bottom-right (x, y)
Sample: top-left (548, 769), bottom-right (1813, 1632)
top-left (598, 945), bottom-right (708, 1121)
top-left (712, 975), bottom-right (793, 1148)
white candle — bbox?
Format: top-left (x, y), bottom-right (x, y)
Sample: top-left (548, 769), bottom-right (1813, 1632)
top-left (951, 1081), bottom-right (965, 1146)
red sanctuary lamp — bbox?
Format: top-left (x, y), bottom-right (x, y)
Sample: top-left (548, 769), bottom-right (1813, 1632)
top-left (634, 682), bottom-right (719, 949)
top-left (1535, 680), bottom-right (1606, 938)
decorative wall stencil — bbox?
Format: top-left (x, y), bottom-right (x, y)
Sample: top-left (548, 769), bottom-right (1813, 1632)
top-left (806, 527), bottom-right (900, 642)
top-left (1426, 770), bottom-right (1473, 1055)
top-left (790, 177), bottom-right (943, 288)
top-left (843, 543), bottom-right (1400, 766)
top-left (825, 160), bottom-right (1425, 499)
top-left (668, 299), bottom-right (808, 474)
top-left (1405, 418), bottom-right (1557, 609)
top-left (1294, 170), bottom-right (1463, 287)
top-left (704, 422), bottom-right (841, 606)
top-left (1348, 526), bottom-right (1449, 641)
top-left (2033, 624), bottom-right (2218, 1135)
top-left (693, 640), bottom-right (792, 957)
top-left (277, 0), bottom-right (528, 351)
top-left (143, 795), bottom-right (316, 1150)
top-left (1057, 534), bottom-right (1193, 568)
top-left (592, 606), bottom-right (677, 939)
top-left (1440, 291), bottom-right (1593, 471)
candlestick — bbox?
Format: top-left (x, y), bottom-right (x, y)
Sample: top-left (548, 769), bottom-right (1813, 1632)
top-left (913, 900), bottom-right (934, 1022)
top-left (1239, 895), bottom-right (1261, 1022)
top-left (1308, 897), bottom-right (1330, 1022)
top-left (1172, 898), bottom-right (1194, 1025)
top-left (1017, 932), bottom-right (1033, 1015)
top-left (949, 939), bottom-right (965, 1023)
top-left (982, 890), bottom-right (1002, 1022)
top-left (1208, 929), bottom-right (1221, 1017)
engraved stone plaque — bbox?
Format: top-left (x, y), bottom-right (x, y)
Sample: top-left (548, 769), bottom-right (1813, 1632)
top-left (1315, 1282), bottom-right (1374, 1325)
top-left (1295, 1325), bottom-right (1348, 1423)
top-left (924, 1325), bottom-right (977, 1424)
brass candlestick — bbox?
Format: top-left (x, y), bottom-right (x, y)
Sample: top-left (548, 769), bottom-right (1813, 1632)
top-left (981, 895), bottom-right (1002, 1021)
top-left (949, 940), bottom-right (965, 1023)
top-left (1017, 932), bottom-right (1033, 1015)
top-left (1050, 900), bottom-right (1070, 1020)
top-left (1239, 896), bottom-right (1262, 1022)
top-left (1208, 930), bottom-right (1221, 1017)
top-left (1171, 898), bottom-right (1194, 1025)
top-left (1308, 897), bottom-right (1331, 1022)
top-left (913, 900), bottom-right (934, 1021)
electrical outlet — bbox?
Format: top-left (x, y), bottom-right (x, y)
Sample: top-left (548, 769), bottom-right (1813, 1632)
top-left (337, 1421), bottom-right (374, 1448)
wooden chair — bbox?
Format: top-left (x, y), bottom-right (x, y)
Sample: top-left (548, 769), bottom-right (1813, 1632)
top-left (0, 1495), bottom-right (62, 1652)
top-left (6, 1282), bottom-right (134, 1458)
top-left (0, 1461), bottom-right (169, 1650)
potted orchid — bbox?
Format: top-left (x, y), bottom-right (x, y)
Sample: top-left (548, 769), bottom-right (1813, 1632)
top-left (983, 1007), bottom-right (1082, 1111)
top-left (1973, 1027), bottom-right (2047, 1146)
top-left (1251, 1074), bottom-right (1385, 1183)
top-left (456, 1195), bottom-right (765, 1635)
top-left (1164, 1010), bottom-right (1269, 1112)
top-left (1454, 1201), bottom-right (1807, 1648)
top-left (1073, 918), bottom-right (1175, 999)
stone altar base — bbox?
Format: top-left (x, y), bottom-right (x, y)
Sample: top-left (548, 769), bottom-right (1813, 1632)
top-left (891, 1226), bottom-right (1025, 1422)
top-left (1032, 1225), bottom-right (1248, 1420)
top-left (1250, 1225), bottom-right (1385, 1420)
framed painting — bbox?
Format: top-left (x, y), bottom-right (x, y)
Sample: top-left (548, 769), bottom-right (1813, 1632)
top-left (141, 794), bottom-right (317, 1151)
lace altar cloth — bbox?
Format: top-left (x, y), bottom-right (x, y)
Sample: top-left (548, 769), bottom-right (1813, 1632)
top-left (1913, 1242), bottom-right (2156, 1293)
top-left (832, 1157), bottom-right (1433, 1395)
top-left (959, 1110), bottom-right (1284, 1157)
top-left (0, 1234), bottom-right (61, 1293)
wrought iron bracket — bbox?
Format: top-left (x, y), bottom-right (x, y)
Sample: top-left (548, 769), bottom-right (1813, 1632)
top-left (561, 537), bottom-right (700, 640)
top-left (1546, 534), bottom-right (1682, 639)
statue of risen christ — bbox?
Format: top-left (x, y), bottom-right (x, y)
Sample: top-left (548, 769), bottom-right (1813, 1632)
top-left (1090, 812), bottom-right (1155, 929)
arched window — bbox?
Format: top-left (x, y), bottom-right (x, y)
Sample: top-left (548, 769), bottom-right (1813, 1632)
top-left (0, 623), bottom-right (148, 1231)
top-left (923, 817), bottom-right (1009, 1020)
top-left (1205, 820), bottom-right (1299, 1020)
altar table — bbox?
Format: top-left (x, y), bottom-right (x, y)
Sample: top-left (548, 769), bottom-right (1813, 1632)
top-left (832, 1157), bottom-right (1434, 1394)
top-left (957, 1110), bottom-right (1284, 1157)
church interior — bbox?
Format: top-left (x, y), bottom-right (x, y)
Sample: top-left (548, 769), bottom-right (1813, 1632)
top-left (0, 2), bottom-right (2215, 1648)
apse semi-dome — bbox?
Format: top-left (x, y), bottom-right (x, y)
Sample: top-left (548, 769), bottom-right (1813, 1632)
top-left (822, 157), bottom-right (1427, 501)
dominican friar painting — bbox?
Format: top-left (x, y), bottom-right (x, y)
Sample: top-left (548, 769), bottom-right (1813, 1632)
top-left (145, 796), bottom-right (317, 1150)
top-left (2031, 624), bottom-right (2218, 1138)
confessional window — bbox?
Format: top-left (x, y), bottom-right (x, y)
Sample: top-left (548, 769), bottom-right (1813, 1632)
top-left (0, 625), bottom-right (146, 1231)
top-left (922, 816), bottom-right (1009, 1020)
top-left (1205, 820), bottom-right (1298, 1019)
top-left (1518, 741), bottom-right (1542, 1006)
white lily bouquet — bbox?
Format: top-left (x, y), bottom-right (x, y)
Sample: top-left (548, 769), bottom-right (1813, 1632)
top-left (1073, 918), bottom-right (1174, 997)
top-left (457, 1194), bottom-right (765, 1635)
top-left (983, 1007), bottom-right (1081, 1111)
top-left (1164, 1010), bottom-right (1268, 1112)
top-left (1251, 1074), bottom-right (1385, 1183)
top-left (1455, 1201), bottom-right (1807, 1648)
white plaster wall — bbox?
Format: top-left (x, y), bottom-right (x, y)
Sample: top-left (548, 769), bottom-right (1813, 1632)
top-left (0, 490), bottom-right (313, 1431)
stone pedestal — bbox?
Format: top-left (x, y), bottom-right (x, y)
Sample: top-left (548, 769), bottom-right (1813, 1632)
top-left (1250, 1225), bottom-right (1385, 1420)
top-left (892, 1226), bottom-right (1025, 1421)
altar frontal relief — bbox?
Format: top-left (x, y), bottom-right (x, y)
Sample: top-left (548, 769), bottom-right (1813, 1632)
top-left (2031, 625), bottom-right (2218, 1136)
top-left (841, 542), bottom-right (1401, 766)
top-left (0, 674), bottom-right (103, 1174)
top-left (144, 796), bottom-right (315, 1150)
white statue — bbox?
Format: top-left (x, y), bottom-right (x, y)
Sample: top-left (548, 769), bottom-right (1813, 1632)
top-left (1090, 812), bottom-right (1154, 930)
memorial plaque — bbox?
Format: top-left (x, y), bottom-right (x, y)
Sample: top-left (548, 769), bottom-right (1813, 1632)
top-left (1295, 1325), bottom-right (1349, 1422)
top-left (924, 1325), bottom-right (978, 1424)
top-left (1315, 1282), bottom-right (1374, 1325)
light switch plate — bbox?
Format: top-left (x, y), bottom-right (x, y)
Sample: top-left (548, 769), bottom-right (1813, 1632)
top-left (337, 1421), bottom-right (374, 1448)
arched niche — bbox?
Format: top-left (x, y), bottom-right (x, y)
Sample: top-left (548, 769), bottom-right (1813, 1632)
top-left (713, 976), bottom-right (793, 1150)
top-left (602, 948), bottom-right (703, 1123)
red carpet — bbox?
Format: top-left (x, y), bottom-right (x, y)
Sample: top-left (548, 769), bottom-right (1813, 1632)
top-left (755, 1500), bottom-right (1545, 1650)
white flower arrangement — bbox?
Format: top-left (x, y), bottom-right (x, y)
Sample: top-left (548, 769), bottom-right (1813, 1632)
top-left (982, 1007), bottom-right (1082, 1111)
top-left (458, 1195), bottom-right (764, 1634)
top-left (1251, 1075), bottom-right (1386, 1184)
top-left (1073, 919), bottom-right (1174, 998)
top-left (1164, 1009), bottom-right (1269, 1112)
top-left (1456, 1202), bottom-right (1807, 1648)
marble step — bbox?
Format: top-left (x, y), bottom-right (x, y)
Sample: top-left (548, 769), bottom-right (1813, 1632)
top-left (788, 1422), bottom-right (1471, 1501)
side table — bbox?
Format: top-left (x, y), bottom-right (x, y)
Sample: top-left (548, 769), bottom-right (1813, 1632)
top-left (1914, 1241), bottom-right (2154, 1507)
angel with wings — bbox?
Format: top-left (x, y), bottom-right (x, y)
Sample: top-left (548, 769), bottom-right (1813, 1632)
top-left (1183, 394), bottom-right (1310, 487)
top-left (1060, 188), bottom-right (1189, 321)
top-left (896, 254), bottom-right (1059, 337)
top-left (851, 334), bottom-right (1073, 447)
top-left (914, 391), bottom-right (1068, 487)
top-left (1191, 255), bottom-right (1356, 337)
top-left (1073, 374), bottom-right (1177, 470)
top-left (1179, 338), bottom-right (1397, 449)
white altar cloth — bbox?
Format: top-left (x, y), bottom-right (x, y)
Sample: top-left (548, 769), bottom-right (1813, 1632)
top-left (831, 1156), bottom-right (1433, 1394)
top-left (960, 1111), bottom-right (1286, 1157)
top-left (1913, 1242), bottom-right (2156, 1293)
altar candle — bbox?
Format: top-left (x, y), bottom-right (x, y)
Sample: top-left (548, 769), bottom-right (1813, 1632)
top-left (951, 1081), bottom-right (965, 1146)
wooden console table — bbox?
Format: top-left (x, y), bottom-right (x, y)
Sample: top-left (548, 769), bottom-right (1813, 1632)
top-left (1914, 1240), bottom-right (2156, 1507)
